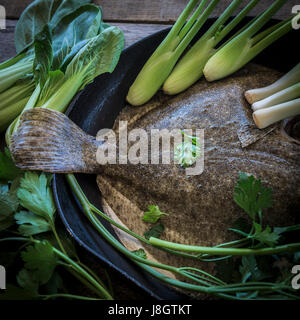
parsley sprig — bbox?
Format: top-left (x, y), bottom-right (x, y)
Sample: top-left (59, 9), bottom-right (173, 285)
top-left (0, 150), bottom-right (113, 300)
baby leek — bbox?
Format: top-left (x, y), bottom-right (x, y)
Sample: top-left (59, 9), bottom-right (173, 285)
top-left (126, 0), bottom-right (221, 106)
top-left (163, 0), bottom-right (259, 95)
top-left (245, 63), bottom-right (300, 104)
top-left (203, 0), bottom-right (292, 81)
top-left (253, 98), bottom-right (300, 129)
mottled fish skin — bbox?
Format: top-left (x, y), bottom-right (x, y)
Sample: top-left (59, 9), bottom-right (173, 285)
top-left (10, 64), bottom-right (300, 281)
top-left (97, 64), bottom-right (300, 269)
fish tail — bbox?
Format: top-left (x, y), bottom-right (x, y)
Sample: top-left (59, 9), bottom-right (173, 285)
top-left (10, 108), bottom-right (100, 173)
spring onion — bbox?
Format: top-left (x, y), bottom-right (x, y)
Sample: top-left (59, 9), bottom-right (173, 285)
top-left (252, 83), bottom-right (300, 111)
top-left (126, 0), bottom-right (221, 106)
top-left (163, 0), bottom-right (259, 95)
top-left (253, 98), bottom-right (300, 129)
top-left (203, 0), bottom-right (292, 82)
top-left (245, 62), bottom-right (300, 104)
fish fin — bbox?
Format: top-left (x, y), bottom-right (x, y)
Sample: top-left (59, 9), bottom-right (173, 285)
top-left (10, 108), bottom-right (99, 173)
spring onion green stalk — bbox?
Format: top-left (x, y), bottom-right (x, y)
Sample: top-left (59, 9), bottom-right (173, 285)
top-left (126, 0), bottom-right (221, 106)
top-left (149, 237), bottom-right (300, 255)
top-left (245, 63), bottom-right (300, 104)
top-left (203, 0), bottom-right (292, 81)
top-left (163, 0), bottom-right (260, 95)
top-left (252, 83), bottom-right (300, 111)
top-left (253, 98), bottom-right (300, 129)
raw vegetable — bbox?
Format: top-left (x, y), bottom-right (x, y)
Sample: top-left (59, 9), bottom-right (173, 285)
top-left (245, 62), bottom-right (300, 104)
top-left (203, 0), bottom-right (292, 81)
top-left (0, 78), bottom-right (35, 131)
top-left (0, 0), bottom-right (92, 93)
top-left (0, 150), bottom-right (113, 300)
top-left (251, 83), bottom-right (300, 111)
top-left (1, 0), bottom-right (125, 300)
top-left (126, 0), bottom-right (221, 106)
top-left (253, 98), bottom-right (300, 129)
top-left (5, 4), bottom-right (124, 143)
top-left (0, 2), bottom-right (108, 132)
top-left (66, 172), bottom-right (300, 300)
top-left (163, 0), bottom-right (259, 95)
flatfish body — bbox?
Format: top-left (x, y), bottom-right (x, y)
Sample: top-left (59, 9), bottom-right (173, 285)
top-left (97, 64), bottom-right (300, 271)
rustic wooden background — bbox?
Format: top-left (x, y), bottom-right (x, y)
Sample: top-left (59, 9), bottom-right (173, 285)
top-left (1, 0), bottom-right (298, 21)
top-left (0, 0), bottom-right (297, 300)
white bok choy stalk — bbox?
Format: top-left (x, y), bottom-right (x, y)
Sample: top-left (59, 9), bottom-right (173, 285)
top-left (163, 0), bottom-right (260, 95)
top-left (253, 98), bottom-right (300, 129)
top-left (203, 0), bottom-right (292, 82)
top-left (126, 0), bottom-right (221, 106)
top-left (251, 83), bottom-right (300, 111)
top-left (245, 62), bottom-right (300, 104)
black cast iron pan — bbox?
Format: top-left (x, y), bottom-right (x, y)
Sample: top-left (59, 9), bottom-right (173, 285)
top-left (52, 17), bottom-right (299, 300)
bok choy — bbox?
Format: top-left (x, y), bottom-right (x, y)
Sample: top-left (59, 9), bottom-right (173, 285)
top-left (5, 17), bottom-right (124, 144)
top-left (0, 1), bottom-right (115, 132)
top-left (203, 0), bottom-right (292, 81)
top-left (126, 0), bottom-right (221, 106)
top-left (0, 0), bottom-right (92, 93)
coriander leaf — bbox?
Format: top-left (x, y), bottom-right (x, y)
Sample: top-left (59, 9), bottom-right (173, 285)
top-left (43, 272), bottom-right (64, 295)
top-left (15, 211), bottom-right (51, 236)
top-left (17, 268), bottom-right (39, 294)
top-left (132, 248), bottom-right (147, 260)
top-left (0, 181), bottom-right (19, 231)
top-left (17, 172), bottom-right (55, 223)
top-left (253, 222), bottom-right (280, 247)
top-left (234, 172), bottom-right (273, 220)
top-left (21, 241), bottom-right (57, 285)
top-left (0, 148), bottom-right (22, 181)
top-left (239, 255), bottom-right (269, 282)
top-left (142, 205), bottom-right (168, 223)
top-left (144, 223), bottom-right (165, 240)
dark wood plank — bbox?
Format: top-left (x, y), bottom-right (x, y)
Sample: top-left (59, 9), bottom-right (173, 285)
top-left (2, 0), bottom-right (298, 21)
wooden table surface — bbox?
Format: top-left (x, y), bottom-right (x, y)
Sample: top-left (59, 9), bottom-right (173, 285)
top-left (0, 0), bottom-right (297, 300)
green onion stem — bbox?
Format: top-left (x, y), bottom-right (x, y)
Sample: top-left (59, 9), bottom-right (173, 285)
top-left (149, 237), bottom-right (300, 255)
